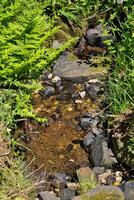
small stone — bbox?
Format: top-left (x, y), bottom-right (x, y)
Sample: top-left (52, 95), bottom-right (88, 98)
top-left (83, 112), bottom-right (92, 118)
top-left (115, 176), bottom-right (122, 183)
top-left (59, 188), bottom-right (75, 200)
top-left (48, 73), bottom-right (53, 79)
top-left (66, 143), bottom-right (73, 152)
top-left (79, 91), bottom-right (86, 99)
top-left (59, 154), bottom-right (65, 159)
top-left (115, 171), bottom-right (122, 177)
top-left (52, 76), bottom-right (61, 83)
top-left (75, 100), bottom-right (82, 104)
top-left (67, 107), bottom-right (73, 112)
top-left (43, 86), bottom-right (55, 98)
top-left (88, 79), bottom-right (100, 83)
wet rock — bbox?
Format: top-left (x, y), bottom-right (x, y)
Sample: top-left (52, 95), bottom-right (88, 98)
top-left (83, 132), bottom-right (95, 147)
top-left (38, 191), bottom-right (60, 200)
top-left (72, 186), bottom-right (124, 200)
top-left (42, 86), bottom-right (55, 98)
top-left (53, 51), bottom-right (108, 83)
top-left (59, 188), bottom-right (75, 200)
top-left (124, 181), bottom-right (134, 200)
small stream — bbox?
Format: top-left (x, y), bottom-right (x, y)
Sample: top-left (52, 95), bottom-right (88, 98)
top-left (24, 80), bottom-right (102, 174)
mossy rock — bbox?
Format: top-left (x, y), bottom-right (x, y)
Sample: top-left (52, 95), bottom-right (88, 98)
top-left (73, 186), bottom-right (124, 200)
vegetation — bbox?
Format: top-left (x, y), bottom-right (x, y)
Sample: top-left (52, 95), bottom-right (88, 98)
top-left (0, 0), bottom-right (134, 199)
top-left (108, 5), bottom-right (134, 114)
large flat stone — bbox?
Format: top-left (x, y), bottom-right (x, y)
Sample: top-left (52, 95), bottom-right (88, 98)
top-left (52, 52), bottom-right (108, 83)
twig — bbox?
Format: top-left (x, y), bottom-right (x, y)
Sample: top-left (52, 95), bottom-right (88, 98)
top-left (0, 151), bottom-right (10, 157)
top-left (93, 103), bottom-right (112, 117)
top-left (26, 164), bottom-right (45, 178)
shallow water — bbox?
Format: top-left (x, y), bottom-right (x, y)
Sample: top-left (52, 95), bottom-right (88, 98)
top-left (24, 85), bottom-right (100, 174)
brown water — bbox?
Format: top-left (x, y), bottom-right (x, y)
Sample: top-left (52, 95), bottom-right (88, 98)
top-left (24, 83), bottom-right (101, 174)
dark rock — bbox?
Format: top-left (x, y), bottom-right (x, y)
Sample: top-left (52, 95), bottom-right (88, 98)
top-left (53, 51), bottom-right (108, 83)
top-left (66, 143), bottom-right (73, 152)
top-left (43, 86), bottom-right (55, 98)
top-left (93, 167), bottom-right (105, 175)
top-left (85, 83), bottom-right (101, 97)
top-left (90, 117), bottom-right (99, 127)
top-left (72, 186), bottom-right (124, 200)
top-left (124, 181), bottom-right (134, 200)
top-left (90, 134), bottom-right (117, 168)
top-left (83, 132), bottom-right (95, 147)
top-left (53, 173), bottom-right (72, 183)
top-left (38, 191), bottom-right (60, 200)
top-left (86, 24), bottom-right (114, 47)
top-left (80, 118), bottom-right (92, 130)
top-left (83, 112), bottom-right (92, 119)
top-left (59, 188), bottom-right (75, 200)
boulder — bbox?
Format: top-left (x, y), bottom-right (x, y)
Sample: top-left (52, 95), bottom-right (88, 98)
top-left (72, 186), bottom-right (124, 200)
top-left (53, 52), bottom-right (108, 83)
top-left (124, 181), bottom-right (134, 200)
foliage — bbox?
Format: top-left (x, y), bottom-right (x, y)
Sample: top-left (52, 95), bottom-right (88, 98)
top-left (43, 0), bottom-right (101, 27)
top-left (108, 6), bottom-right (134, 113)
top-left (0, 158), bottom-right (34, 200)
top-left (0, 0), bottom-right (76, 123)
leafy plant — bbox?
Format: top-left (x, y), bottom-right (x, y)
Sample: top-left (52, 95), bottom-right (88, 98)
top-left (0, 0), bottom-right (76, 122)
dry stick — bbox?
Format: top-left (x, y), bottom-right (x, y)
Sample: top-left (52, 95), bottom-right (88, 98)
top-left (93, 103), bottom-right (112, 117)
top-left (26, 164), bottom-right (45, 178)
top-left (0, 151), bottom-right (10, 157)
